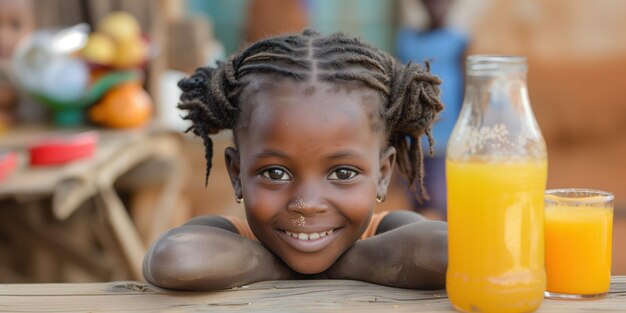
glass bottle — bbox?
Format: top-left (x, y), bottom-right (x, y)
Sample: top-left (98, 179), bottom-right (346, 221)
top-left (446, 55), bottom-right (548, 313)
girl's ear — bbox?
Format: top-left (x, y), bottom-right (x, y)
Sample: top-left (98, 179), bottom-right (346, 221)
top-left (377, 146), bottom-right (396, 199)
top-left (225, 147), bottom-right (242, 199)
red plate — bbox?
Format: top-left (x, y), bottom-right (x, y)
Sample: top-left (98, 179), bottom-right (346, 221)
top-left (0, 151), bottom-right (18, 182)
top-left (29, 131), bottom-right (98, 166)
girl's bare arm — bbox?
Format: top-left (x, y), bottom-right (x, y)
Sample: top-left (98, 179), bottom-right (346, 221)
top-left (143, 223), bottom-right (298, 291)
top-left (324, 216), bottom-right (448, 289)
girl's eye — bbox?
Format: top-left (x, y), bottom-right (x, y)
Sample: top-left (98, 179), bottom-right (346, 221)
top-left (261, 168), bottom-right (291, 181)
top-left (328, 168), bottom-right (358, 180)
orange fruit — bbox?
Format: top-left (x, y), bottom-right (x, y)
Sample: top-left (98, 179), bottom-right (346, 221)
top-left (89, 82), bottom-right (152, 128)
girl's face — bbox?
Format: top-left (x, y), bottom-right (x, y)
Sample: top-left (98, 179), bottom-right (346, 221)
top-left (226, 81), bottom-right (395, 274)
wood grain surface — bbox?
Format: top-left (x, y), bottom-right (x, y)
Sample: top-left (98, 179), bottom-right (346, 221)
top-left (1, 277), bottom-right (624, 312)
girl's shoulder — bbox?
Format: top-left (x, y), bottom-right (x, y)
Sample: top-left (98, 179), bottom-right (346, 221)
top-left (373, 210), bottom-right (427, 236)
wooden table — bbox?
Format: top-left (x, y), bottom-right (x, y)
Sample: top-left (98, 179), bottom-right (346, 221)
top-left (0, 125), bottom-right (186, 282)
top-left (0, 277), bottom-right (624, 312)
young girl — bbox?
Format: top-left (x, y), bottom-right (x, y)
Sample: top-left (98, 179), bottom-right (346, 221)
top-left (143, 29), bottom-right (448, 291)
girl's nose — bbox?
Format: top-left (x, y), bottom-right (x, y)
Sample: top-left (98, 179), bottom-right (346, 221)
top-left (286, 196), bottom-right (329, 217)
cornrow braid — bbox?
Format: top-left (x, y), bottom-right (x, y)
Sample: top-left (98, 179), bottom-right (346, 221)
top-left (178, 29), bottom-right (443, 200)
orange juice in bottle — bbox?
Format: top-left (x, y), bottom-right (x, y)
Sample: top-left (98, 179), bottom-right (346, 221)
top-left (446, 56), bottom-right (547, 313)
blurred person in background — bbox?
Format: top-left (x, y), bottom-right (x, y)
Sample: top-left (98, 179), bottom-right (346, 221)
top-left (395, 0), bottom-right (468, 219)
top-left (0, 0), bottom-right (35, 128)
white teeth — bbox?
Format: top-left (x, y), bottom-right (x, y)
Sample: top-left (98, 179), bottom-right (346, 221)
top-left (284, 230), bottom-right (334, 240)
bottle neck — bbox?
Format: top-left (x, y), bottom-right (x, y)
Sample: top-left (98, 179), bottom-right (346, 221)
top-left (465, 55), bottom-right (529, 112)
top-left (465, 55), bottom-right (532, 113)
top-left (464, 70), bottom-right (528, 110)
top-left (466, 55), bottom-right (527, 73)
top-left (447, 55), bottom-right (546, 161)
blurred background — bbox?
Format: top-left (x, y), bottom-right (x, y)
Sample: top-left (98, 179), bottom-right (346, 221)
top-left (0, 0), bottom-right (624, 283)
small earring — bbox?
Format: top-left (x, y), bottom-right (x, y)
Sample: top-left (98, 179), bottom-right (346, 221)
top-left (376, 194), bottom-right (386, 203)
top-left (236, 196), bottom-right (243, 204)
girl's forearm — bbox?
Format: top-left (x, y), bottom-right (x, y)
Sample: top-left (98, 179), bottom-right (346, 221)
top-left (143, 226), bottom-right (297, 290)
top-left (324, 221), bottom-right (448, 289)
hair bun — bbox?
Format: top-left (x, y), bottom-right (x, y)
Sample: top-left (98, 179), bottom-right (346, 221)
top-left (178, 67), bottom-right (212, 93)
top-left (302, 29), bottom-right (320, 37)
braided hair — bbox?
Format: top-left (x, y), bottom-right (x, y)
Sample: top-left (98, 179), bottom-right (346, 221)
top-left (178, 30), bottom-right (443, 201)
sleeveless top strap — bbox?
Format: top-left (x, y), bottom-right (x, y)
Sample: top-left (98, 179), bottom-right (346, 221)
top-left (360, 211), bottom-right (390, 240)
top-left (223, 215), bottom-right (258, 241)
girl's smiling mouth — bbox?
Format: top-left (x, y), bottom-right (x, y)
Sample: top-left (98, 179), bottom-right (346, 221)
top-left (285, 228), bottom-right (334, 240)
top-left (275, 227), bottom-right (340, 253)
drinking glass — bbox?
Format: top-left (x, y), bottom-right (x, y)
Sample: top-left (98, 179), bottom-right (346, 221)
top-left (544, 188), bottom-right (614, 300)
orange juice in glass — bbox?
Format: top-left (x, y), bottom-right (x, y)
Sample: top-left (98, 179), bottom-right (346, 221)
top-left (447, 159), bottom-right (547, 313)
top-left (544, 189), bottom-right (614, 300)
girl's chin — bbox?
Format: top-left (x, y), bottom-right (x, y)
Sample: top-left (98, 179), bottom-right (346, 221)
top-left (280, 248), bottom-right (348, 275)
top-left (285, 258), bottom-right (335, 275)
